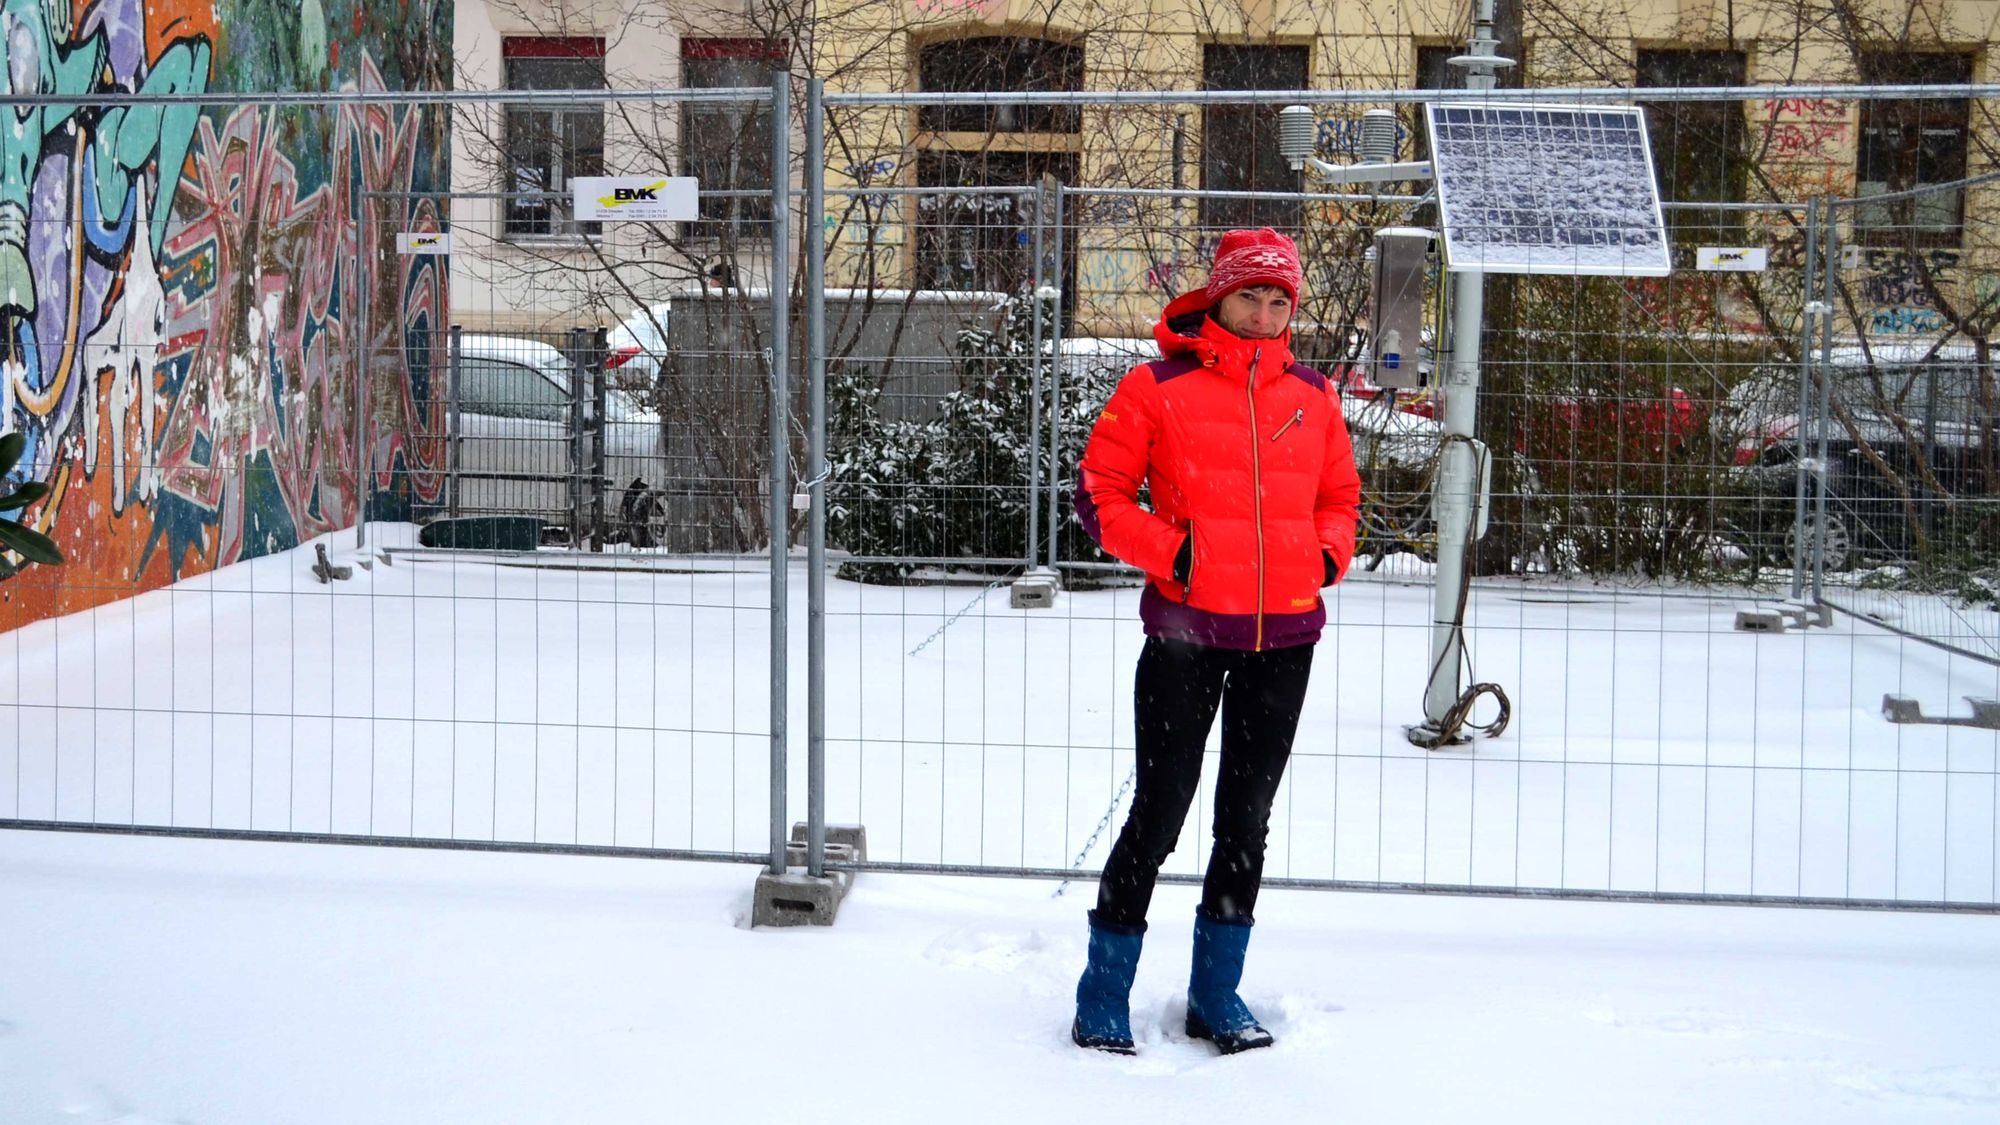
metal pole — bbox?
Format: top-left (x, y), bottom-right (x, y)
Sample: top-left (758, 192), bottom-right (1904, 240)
top-left (448, 324), bottom-right (463, 519)
top-left (1790, 197), bottom-right (1822, 600)
top-left (1026, 182), bottom-right (1046, 570)
top-left (568, 327), bottom-right (587, 548)
top-left (821, 82), bottom-right (2000, 109)
top-left (1421, 268), bottom-right (1486, 728)
top-left (0, 86), bottom-right (777, 110)
top-left (1415, 0), bottom-right (1510, 737)
top-left (356, 119), bottom-right (370, 552)
top-left (805, 77), bottom-right (829, 879)
top-left (1811, 199), bottom-right (1841, 604)
top-left (591, 330), bottom-right (607, 553)
top-left (1046, 183), bottom-right (1068, 571)
top-left (766, 69), bottom-right (793, 876)
top-left (9, 81), bottom-right (2000, 112)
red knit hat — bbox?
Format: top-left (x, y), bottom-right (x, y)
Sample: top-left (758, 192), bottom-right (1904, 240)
top-left (1205, 227), bottom-right (1303, 306)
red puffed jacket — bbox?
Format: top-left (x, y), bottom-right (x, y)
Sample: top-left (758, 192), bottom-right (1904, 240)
top-left (1074, 290), bottom-right (1363, 651)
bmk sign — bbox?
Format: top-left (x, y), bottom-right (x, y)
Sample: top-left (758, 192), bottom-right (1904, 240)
top-left (572, 176), bottom-right (699, 222)
top-left (396, 232), bottom-right (452, 255)
top-left (1695, 246), bottom-right (1768, 272)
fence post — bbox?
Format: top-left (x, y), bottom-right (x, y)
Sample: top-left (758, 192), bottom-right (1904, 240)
top-left (356, 126), bottom-right (371, 552)
top-left (568, 326), bottom-right (587, 549)
top-left (448, 323), bottom-right (463, 520)
top-left (766, 68), bottom-right (793, 878)
top-left (1026, 181), bottom-right (1046, 570)
top-left (1046, 182), bottom-right (1068, 572)
top-left (1811, 196), bottom-right (1842, 605)
top-left (805, 76), bottom-right (829, 878)
top-left (591, 328), bottom-right (607, 553)
top-left (1789, 197), bottom-right (1822, 599)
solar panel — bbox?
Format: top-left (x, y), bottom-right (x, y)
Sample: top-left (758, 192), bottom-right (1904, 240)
top-left (1423, 103), bottom-right (1672, 277)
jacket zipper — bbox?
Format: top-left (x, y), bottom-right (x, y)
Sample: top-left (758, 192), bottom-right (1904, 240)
top-left (1248, 348), bottom-right (1266, 651)
top-left (1271, 408), bottom-right (1303, 441)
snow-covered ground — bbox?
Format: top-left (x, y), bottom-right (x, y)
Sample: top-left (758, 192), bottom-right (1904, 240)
top-left (4, 528), bottom-right (1996, 904)
top-left (3, 827), bottom-right (1999, 1124)
top-left (4, 532), bottom-right (1999, 1121)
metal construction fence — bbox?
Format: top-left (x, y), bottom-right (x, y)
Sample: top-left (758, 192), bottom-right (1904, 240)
top-left (1, 80), bottom-right (1997, 915)
top-left (1808, 182), bottom-right (2000, 662)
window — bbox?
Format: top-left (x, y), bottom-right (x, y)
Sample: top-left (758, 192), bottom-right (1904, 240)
top-left (460, 358), bottom-right (571, 422)
top-left (682, 38), bottom-right (786, 239)
top-left (912, 35), bottom-right (1082, 298)
top-left (503, 38), bottom-right (606, 239)
top-left (1855, 52), bottom-right (1973, 245)
top-left (917, 38), bottom-right (1084, 133)
top-left (1201, 45), bottom-right (1308, 230)
top-left (1637, 49), bottom-right (1746, 226)
top-left (1415, 46), bottom-right (1457, 91)
top-left (915, 150), bottom-right (1077, 295)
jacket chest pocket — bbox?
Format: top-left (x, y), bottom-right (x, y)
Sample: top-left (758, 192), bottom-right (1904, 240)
top-left (1259, 401), bottom-right (1323, 485)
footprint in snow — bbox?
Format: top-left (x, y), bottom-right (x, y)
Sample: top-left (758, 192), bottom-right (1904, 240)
top-left (1833, 1065), bottom-right (2000, 1107)
top-left (1586, 1003), bottom-right (1851, 1043)
top-left (924, 927), bottom-right (1069, 995)
top-left (1585, 1004), bottom-right (1750, 1038)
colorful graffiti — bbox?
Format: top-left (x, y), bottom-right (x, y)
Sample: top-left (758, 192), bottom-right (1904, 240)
top-left (1862, 248), bottom-right (1960, 336)
top-left (0, 0), bottom-right (450, 625)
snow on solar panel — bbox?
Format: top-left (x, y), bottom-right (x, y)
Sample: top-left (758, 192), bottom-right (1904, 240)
top-left (1423, 103), bottom-right (1672, 277)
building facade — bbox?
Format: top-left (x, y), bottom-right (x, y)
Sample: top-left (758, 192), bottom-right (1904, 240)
top-left (808, 0), bottom-right (1997, 339)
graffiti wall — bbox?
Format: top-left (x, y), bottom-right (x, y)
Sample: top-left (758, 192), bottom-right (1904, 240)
top-left (0, 0), bottom-right (450, 625)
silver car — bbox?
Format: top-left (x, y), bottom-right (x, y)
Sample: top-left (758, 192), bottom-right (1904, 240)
top-left (447, 334), bottom-right (672, 545)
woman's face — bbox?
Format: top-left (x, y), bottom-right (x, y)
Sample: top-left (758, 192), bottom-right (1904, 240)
top-left (1213, 286), bottom-right (1294, 340)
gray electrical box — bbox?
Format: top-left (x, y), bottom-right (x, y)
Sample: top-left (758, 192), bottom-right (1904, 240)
top-left (1367, 227), bottom-right (1434, 388)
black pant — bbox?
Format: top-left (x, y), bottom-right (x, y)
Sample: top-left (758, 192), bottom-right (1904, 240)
top-left (1095, 636), bottom-right (1314, 929)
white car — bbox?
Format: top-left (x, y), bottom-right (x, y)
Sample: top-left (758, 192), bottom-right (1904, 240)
top-left (604, 301), bottom-right (675, 384)
top-left (448, 334), bottom-right (672, 544)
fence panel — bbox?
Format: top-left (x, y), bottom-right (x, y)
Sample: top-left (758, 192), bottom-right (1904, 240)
top-left (0, 87), bottom-right (788, 864)
top-left (1813, 179), bottom-right (2000, 664)
top-left (810, 90), bottom-right (2000, 910)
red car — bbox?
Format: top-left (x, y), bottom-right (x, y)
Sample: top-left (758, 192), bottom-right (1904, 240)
top-left (1336, 364), bottom-right (1701, 459)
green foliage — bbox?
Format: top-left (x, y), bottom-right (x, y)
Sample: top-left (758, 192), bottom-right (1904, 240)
top-left (0, 432), bottom-right (63, 575)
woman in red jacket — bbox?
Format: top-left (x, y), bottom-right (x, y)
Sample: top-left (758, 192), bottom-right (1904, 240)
top-left (1069, 228), bottom-right (1362, 1056)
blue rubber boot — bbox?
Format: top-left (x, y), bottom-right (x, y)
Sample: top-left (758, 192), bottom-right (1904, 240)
top-left (1185, 906), bottom-right (1274, 1054)
top-left (1072, 910), bottom-right (1146, 1054)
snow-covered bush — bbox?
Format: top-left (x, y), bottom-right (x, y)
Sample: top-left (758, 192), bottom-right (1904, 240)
top-left (827, 295), bottom-right (1119, 583)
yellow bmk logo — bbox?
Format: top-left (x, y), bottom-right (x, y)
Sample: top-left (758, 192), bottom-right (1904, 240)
top-left (599, 180), bottom-right (667, 207)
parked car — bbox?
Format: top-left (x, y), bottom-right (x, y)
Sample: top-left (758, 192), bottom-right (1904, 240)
top-left (1717, 343), bottom-right (1998, 570)
top-left (449, 334), bottom-right (673, 545)
top-left (1723, 431), bottom-right (1998, 571)
top-left (1713, 341), bottom-right (1993, 466)
top-left (1337, 359), bottom-right (1704, 459)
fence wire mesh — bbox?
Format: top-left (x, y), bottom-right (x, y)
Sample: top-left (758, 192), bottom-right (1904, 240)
top-left (1, 83), bottom-right (1996, 912)
top-left (1811, 178), bottom-right (2000, 663)
top-left (0, 87), bottom-right (788, 864)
